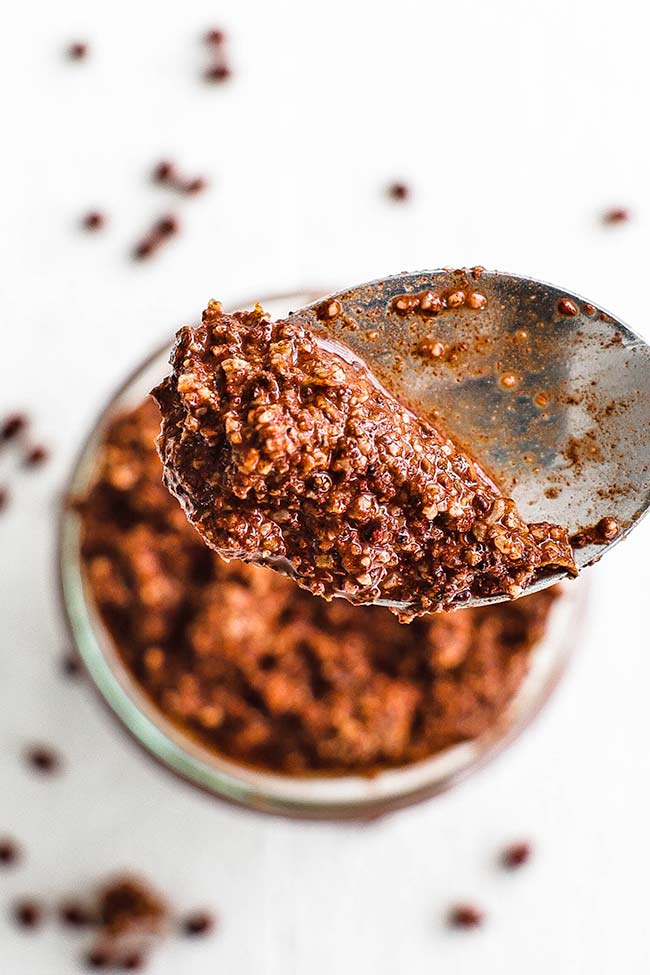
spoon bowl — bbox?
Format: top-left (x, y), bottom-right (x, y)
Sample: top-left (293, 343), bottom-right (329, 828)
top-left (291, 268), bottom-right (650, 608)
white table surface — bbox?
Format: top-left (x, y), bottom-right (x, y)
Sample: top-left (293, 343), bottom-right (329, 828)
top-left (2, 0), bottom-right (650, 971)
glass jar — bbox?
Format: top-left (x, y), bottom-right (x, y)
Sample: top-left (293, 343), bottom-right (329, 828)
top-left (58, 290), bottom-right (587, 821)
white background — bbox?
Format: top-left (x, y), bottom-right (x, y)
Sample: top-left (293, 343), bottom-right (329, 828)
top-left (1, 0), bottom-right (650, 971)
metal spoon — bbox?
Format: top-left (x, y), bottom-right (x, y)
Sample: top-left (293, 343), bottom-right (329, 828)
top-left (289, 267), bottom-right (650, 609)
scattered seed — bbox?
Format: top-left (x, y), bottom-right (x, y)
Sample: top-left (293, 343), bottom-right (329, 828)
top-left (184, 176), bottom-right (207, 195)
top-left (0, 837), bottom-right (21, 867)
top-left (83, 211), bottom-right (106, 231)
top-left (13, 899), bottom-right (44, 929)
top-left (501, 841), bottom-right (532, 868)
top-left (181, 910), bottom-right (217, 937)
top-left (155, 216), bottom-right (179, 237)
top-left (85, 947), bottom-right (112, 969)
top-left (59, 900), bottom-right (95, 927)
top-left (153, 161), bottom-right (176, 184)
top-left (68, 42), bottom-right (88, 61)
top-left (203, 28), bottom-right (232, 82)
top-left (1, 413), bottom-right (28, 441)
top-left (24, 445), bottom-right (49, 467)
top-left (448, 903), bottom-right (483, 929)
top-left (386, 182), bottom-right (410, 202)
top-left (133, 238), bottom-right (156, 261)
top-left (25, 745), bottom-right (62, 775)
top-left (98, 874), bottom-right (168, 938)
top-left (205, 64), bottom-right (231, 82)
top-left (205, 29), bottom-right (225, 45)
top-left (133, 213), bottom-right (182, 261)
top-left (61, 652), bottom-right (82, 677)
top-left (121, 952), bottom-right (146, 970)
top-left (54, 874), bottom-right (179, 968)
top-left (603, 207), bottom-right (629, 225)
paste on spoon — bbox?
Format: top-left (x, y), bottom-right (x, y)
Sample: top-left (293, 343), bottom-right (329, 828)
top-left (153, 301), bottom-right (576, 619)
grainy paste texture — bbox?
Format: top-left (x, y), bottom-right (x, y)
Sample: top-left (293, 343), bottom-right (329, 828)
top-left (79, 399), bottom-right (558, 775)
top-left (153, 302), bottom-right (576, 619)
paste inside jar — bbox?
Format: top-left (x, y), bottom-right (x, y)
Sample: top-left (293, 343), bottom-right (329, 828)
top-left (78, 399), bottom-right (559, 775)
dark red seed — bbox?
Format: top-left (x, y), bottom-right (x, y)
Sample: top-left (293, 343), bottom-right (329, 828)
top-left (205, 29), bottom-right (225, 45)
top-left (24, 445), bottom-right (49, 467)
top-left (25, 745), bottom-right (61, 774)
top-left (448, 904), bottom-right (483, 929)
top-left (502, 841), bottom-right (532, 869)
top-left (184, 177), bottom-right (207, 195)
top-left (83, 211), bottom-right (105, 231)
top-left (603, 207), bottom-right (629, 224)
top-left (85, 948), bottom-right (112, 969)
top-left (134, 238), bottom-right (156, 260)
top-left (61, 652), bottom-right (82, 677)
top-left (181, 910), bottom-right (217, 936)
top-left (153, 160), bottom-right (176, 183)
top-left (0, 486), bottom-right (8, 512)
top-left (557, 297), bottom-right (579, 316)
top-left (1, 413), bottom-right (27, 441)
top-left (121, 952), bottom-right (146, 970)
top-left (68, 42), bottom-right (88, 61)
top-left (155, 216), bottom-right (179, 237)
top-left (0, 838), bottom-right (21, 866)
top-left (13, 900), bottom-right (43, 929)
top-left (59, 900), bottom-right (94, 927)
top-left (386, 182), bottom-right (410, 202)
top-left (205, 64), bottom-right (231, 82)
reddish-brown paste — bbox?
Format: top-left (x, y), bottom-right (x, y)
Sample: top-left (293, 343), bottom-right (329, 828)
top-left (152, 302), bottom-right (576, 619)
top-left (78, 399), bottom-right (559, 775)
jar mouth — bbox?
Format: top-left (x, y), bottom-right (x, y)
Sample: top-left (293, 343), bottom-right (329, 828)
top-left (57, 289), bottom-right (588, 821)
